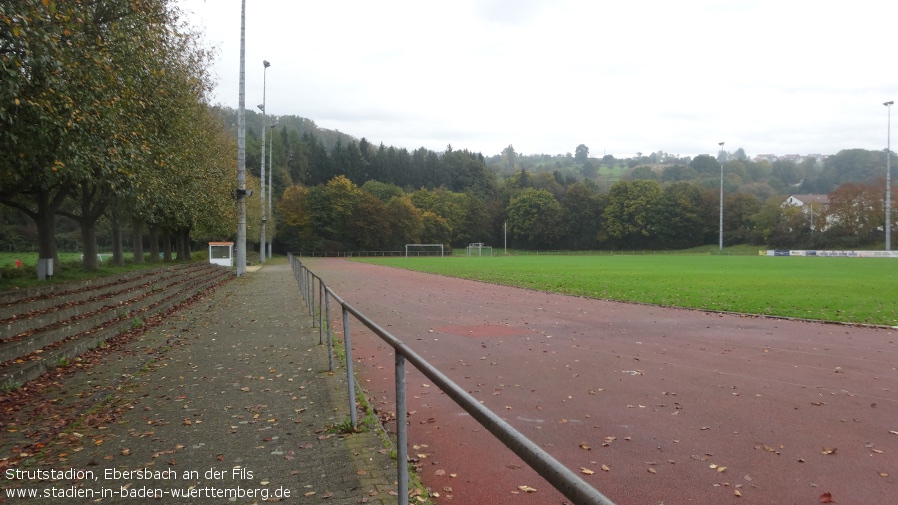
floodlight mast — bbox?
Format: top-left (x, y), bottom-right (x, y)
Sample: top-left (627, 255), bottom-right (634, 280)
top-left (235, 0), bottom-right (247, 276)
top-left (886, 100), bottom-right (894, 251)
top-left (259, 60), bottom-right (270, 264)
top-left (718, 141), bottom-right (725, 251)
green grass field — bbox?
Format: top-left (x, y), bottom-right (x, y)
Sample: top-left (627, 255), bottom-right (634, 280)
top-left (355, 255), bottom-right (898, 326)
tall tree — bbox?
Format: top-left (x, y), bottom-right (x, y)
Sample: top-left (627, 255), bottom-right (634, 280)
top-left (601, 179), bottom-right (664, 248)
top-left (506, 188), bottom-right (562, 249)
top-left (560, 181), bottom-right (604, 249)
top-left (502, 144), bottom-right (517, 172)
top-left (655, 182), bottom-right (712, 249)
top-left (574, 144), bottom-right (590, 164)
top-left (823, 180), bottom-right (884, 247)
top-left (383, 196), bottom-right (423, 249)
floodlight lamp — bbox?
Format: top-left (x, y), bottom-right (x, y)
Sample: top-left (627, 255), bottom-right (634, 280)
top-left (257, 104), bottom-right (264, 112)
top-left (263, 60), bottom-right (270, 68)
top-left (718, 142), bottom-right (725, 146)
top-left (886, 101), bottom-right (895, 106)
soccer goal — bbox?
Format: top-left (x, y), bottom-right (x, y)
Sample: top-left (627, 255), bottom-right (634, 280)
top-left (405, 244), bottom-right (445, 257)
top-left (466, 243), bottom-right (493, 257)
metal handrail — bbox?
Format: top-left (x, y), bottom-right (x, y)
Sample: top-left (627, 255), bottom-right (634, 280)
top-left (288, 254), bottom-right (616, 505)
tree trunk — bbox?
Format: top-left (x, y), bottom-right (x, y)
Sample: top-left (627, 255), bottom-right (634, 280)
top-left (178, 228), bottom-right (192, 261)
top-left (33, 191), bottom-right (63, 280)
top-left (162, 229), bottom-right (172, 262)
top-left (132, 219), bottom-right (144, 264)
top-left (111, 211), bottom-right (124, 266)
top-left (75, 183), bottom-right (106, 271)
top-left (81, 220), bottom-right (99, 270)
top-left (148, 225), bottom-right (160, 262)
top-left (175, 230), bottom-right (185, 260)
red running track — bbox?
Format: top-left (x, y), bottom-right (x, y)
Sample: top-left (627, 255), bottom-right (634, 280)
top-left (301, 258), bottom-right (897, 505)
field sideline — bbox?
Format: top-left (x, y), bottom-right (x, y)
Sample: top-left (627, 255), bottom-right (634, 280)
top-left (356, 255), bottom-right (898, 326)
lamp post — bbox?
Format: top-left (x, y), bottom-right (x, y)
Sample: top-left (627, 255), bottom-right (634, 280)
top-left (718, 141), bottom-right (725, 251)
top-left (886, 100), bottom-right (894, 251)
top-left (235, 0), bottom-right (247, 276)
top-left (268, 123), bottom-right (275, 259)
top-left (259, 60), bottom-right (270, 264)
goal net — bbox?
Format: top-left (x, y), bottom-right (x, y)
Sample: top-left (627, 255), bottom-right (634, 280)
top-left (405, 244), bottom-right (445, 257)
top-left (466, 243), bottom-right (493, 257)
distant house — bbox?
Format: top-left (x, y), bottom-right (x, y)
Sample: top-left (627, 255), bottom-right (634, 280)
top-left (754, 154), bottom-right (778, 163)
top-left (785, 194), bottom-right (829, 207)
top-left (784, 194), bottom-right (833, 230)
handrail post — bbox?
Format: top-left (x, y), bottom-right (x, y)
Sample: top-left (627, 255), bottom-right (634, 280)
top-left (342, 307), bottom-right (357, 428)
top-left (300, 267), bottom-right (307, 301)
top-left (325, 288), bottom-right (334, 372)
top-left (319, 279), bottom-right (324, 341)
top-left (309, 273), bottom-right (316, 320)
top-left (395, 353), bottom-right (409, 505)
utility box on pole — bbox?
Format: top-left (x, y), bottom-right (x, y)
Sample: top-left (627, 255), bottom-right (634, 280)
top-left (208, 242), bottom-right (235, 267)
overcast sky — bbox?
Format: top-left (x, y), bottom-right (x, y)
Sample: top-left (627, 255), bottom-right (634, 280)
top-left (176, 0), bottom-right (896, 159)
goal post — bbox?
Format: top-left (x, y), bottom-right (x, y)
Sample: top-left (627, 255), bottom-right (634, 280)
top-left (405, 244), bottom-right (445, 257)
top-left (466, 243), bottom-right (493, 257)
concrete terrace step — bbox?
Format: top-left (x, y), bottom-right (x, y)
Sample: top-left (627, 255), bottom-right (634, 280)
top-left (0, 262), bottom-right (231, 389)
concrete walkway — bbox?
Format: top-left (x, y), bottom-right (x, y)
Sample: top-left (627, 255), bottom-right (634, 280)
top-left (0, 259), bottom-right (397, 504)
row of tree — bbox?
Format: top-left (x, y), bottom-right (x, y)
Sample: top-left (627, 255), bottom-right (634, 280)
top-left (276, 164), bottom-right (896, 253)
top-left (1, 0), bottom-right (237, 277)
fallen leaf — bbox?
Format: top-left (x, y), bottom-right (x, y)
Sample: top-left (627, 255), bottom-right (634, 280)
top-left (601, 464), bottom-right (610, 472)
top-left (580, 467), bottom-right (595, 475)
top-left (734, 490), bottom-right (742, 497)
top-left (819, 492), bottom-right (834, 503)
top-left (647, 467), bottom-right (657, 474)
top-left (579, 442), bottom-right (591, 450)
top-left (821, 447), bottom-right (837, 455)
top-left (517, 485), bottom-right (537, 493)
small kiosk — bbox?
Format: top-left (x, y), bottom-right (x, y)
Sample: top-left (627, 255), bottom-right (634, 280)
top-left (208, 241), bottom-right (234, 267)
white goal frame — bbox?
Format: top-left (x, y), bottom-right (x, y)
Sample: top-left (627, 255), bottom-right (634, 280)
top-left (405, 244), bottom-right (444, 257)
top-left (466, 243), bottom-right (493, 257)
